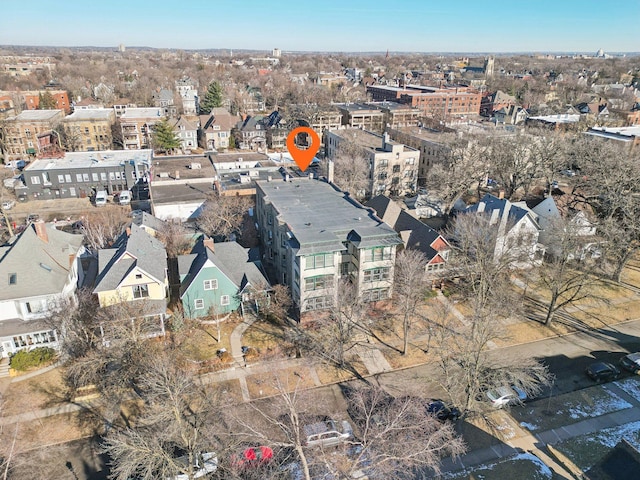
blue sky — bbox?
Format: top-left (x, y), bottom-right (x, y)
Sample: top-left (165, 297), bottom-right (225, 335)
top-left (1, 0), bottom-right (637, 53)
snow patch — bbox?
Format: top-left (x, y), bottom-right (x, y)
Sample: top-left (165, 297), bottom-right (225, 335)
top-left (567, 389), bottom-right (631, 419)
top-left (614, 377), bottom-right (640, 402)
top-left (520, 422), bottom-right (539, 431)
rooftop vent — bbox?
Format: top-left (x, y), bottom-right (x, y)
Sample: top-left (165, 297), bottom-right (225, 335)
top-left (39, 263), bottom-right (52, 272)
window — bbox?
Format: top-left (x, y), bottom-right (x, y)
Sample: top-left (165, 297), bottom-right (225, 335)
top-left (220, 295), bottom-right (230, 306)
top-left (305, 253), bottom-right (334, 270)
top-left (363, 247), bottom-right (392, 262)
top-left (100, 172), bottom-right (107, 181)
top-left (58, 175), bottom-right (65, 183)
top-left (31, 176), bottom-right (40, 185)
top-left (304, 274), bottom-right (333, 291)
top-left (363, 267), bottom-right (390, 283)
top-left (363, 288), bottom-right (389, 302)
top-left (204, 279), bottom-right (218, 290)
top-left (378, 172), bottom-right (387, 180)
top-left (9, 273), bottom-right (17, 285)
top-left (304, 295), bottom-right (331, 311)
top-left (82, 173), bottom-right (90, 182)
top-left (65, 174), bottom-right (72, 183)
top-left (194, 298), bottom-right (204, 309)
top-left (135, 273), bottom-right (142, 279)
top-left (132, 284), bottom-right (149, 299)
top-left (92, 173), bottom-right (99, 182)
top-left (392, 165), bottom-right (401, 173)
top-left (76, 174), bottom-right (83, 182)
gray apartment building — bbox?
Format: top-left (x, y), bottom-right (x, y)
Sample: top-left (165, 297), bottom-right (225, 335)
top-left (256, 177), bottom-right (402, 315)
top-left (18, 149), bottom-right (152, 200)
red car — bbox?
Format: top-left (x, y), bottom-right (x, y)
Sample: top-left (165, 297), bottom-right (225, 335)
top-left (231, 445), bottom-right (273, 469)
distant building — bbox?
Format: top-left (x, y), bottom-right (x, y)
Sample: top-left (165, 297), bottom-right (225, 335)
top-left (256, 178), bottom-right (402, 315)
top-left (234, 115), bottom-right (267, 151)
top-left (61, 108), bottom-right (116, 152)
top-left (272, 48), bottom-right (281, 57)
top-left (152, 88), bottom-right (174, 108)
top-left (118, 44), bottom-right (126, 53)
top-left (0, 55), bottom-right (56, 76)
top-left (1, 109), bottom-right (65, 160)
top-left (0, 89), bottom-right (71, 114)
top-left (199, 108), bottom-right (239, 151)
top-left (366, 84), bottom-right (481, 120)
top-left (335, 103), bottom-right (385, 132)
top-left (325, 129), bottom-right (419, 197)
top-left (119, 107), bottom-right (166, 149)
top-left (171, 116), bottom-right (198, 151)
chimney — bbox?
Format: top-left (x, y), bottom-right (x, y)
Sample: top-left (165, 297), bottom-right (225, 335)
top-left (327, 160), bottom-right (335, 184)
top-left (203, 237), bottom-right (215, 253)
top-left (175, 170), bottom-right (180, 180)
top-left (126, 227), bottom-right (131, 236)
top-left (69, 253), bottom-right (75, 268)
top-left (382, 132), bottom-right (391, 151)
top-left (34, 220), bottom-right (48, 243)
top-left (498, 189), bottom-right (505, 200)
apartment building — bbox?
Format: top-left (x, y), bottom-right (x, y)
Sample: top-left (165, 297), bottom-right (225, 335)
top-left (325, 129), bottom-right (419, 197)
top-left (256, 178), bottom-right (402, 315)
top-left (336, 103), bottom-right (385, 132)
top-left (374, 101), bottom-right (421, 129)
top-left (176, 77), bottom-right (198, 115)
top-left (61, 108), bottom-right (115, 152)
top-left (2, 109), bottom-right (64, 160)
top-left (18, 149), bottom-right (152, 200)
top-left (119, 107), bottom-right (165, 149)
top-left (366, 84), bottom-right (481, 119)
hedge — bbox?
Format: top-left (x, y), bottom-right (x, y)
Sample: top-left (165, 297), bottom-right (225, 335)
top-left (10, 347), bottom-right (57, 371)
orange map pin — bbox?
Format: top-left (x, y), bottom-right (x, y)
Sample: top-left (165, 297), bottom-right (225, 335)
top-left (286, 126), bottom-right (320, 172)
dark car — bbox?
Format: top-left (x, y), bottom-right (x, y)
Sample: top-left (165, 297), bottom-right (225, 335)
top-left (426, 399), bottom-right (461, 422)
top-left (620, 353), bottom-right (640, 374)
top-left (586, 361), bottom-right (620, 382)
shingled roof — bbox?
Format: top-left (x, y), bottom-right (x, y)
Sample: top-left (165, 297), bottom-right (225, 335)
top-left (93, 223), bottom-right (167, 293)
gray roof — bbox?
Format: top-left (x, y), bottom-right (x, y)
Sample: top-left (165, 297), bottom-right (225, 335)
top-left (466, 193), bottom-right (539, 229)
top-left (62, 108), bottom-right (114, 121)
top-left (131, 211), bottom-right (167, 233)
top-left (28, 149), bottom-right (152, 171)
top-left (11, 109), bottom-right (64, 121)
top-left (179, 239), bottom-right (269, 297)
top-left (93, 223), bottom-right (167, 293)
top-left (257, 179), bottom-right (402, 255)
top-left (0, 223), bottom-right (84, 300)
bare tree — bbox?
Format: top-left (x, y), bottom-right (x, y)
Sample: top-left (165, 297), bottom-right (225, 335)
top-left (157, 219), bottom-right (194, 259)
top-left (394, 249), bottom-right (428, 355)
top-left (102, 352), bottom-right (223, 480)
top-left (80, 206), bottom-right (129, 251)
top-left (537, 217), bottom-right (604, 326)
top-left (197, 194), bottom-right (251, 241)
top-left (254, 283), bottom-right (292, 322)
top-left (487, 134), bottom-right (540, 200)
top-left (324, 140), bottom-right (369, 200)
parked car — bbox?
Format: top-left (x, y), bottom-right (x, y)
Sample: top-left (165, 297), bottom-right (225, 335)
top-left (303, 419), bottom-right (353, 448)
top-left (94, 190), bottom-right (108, 206)
top-left (425, 399), bottom-right (461, 422)
top-left (620, 353), bottom-right (640, 374)
top-left (485, 385), bottom-right (527, 408)
top-left (561, 169), bottom-right (576, 177)
top-left (117, 190), bottom-right (131, 205)
top-left (26, 213), bottom-right (39, 223)
top-left (586, 361), bottom-right (620, 382)
top-left (230, 445), bottom-right (273, 470)
top-left (166, 451), bottom-right (217, 480)
top-left (1, 200), bottom-right (15, 211)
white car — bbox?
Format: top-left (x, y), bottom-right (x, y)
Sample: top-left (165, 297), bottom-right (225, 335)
top-left (303, 419), bottom-right (353, 448)
top-left (167, 451), bottom-right (217, 480)
top-left (1, 200), bottom-right (14, 211)
top-left (485, 385), bottom-right (527, 408)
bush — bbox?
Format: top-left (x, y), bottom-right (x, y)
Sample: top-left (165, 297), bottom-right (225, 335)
top-left (10, 347), bottom-right (57, 371)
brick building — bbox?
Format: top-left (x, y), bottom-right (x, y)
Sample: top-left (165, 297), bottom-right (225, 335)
top-left (61, 108), bottom-right (116, 152)
top-left (1, 110), bottom-right (65, 160)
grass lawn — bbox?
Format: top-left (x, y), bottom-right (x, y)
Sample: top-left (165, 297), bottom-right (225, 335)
top-left (2, 367), bottom-right (69, 417)
top-left (5, 411), bottom-right (95, 452)
top-left (245, 364), bottom-right (318, 399)
top-left (243, 319), bottom-right (296, 360)
top-left (178, 318), bottom-right (239, 362)
top-left (443, 452), bottom-right (553, 480)
top-left (315, 357), bottom-right (368, 385)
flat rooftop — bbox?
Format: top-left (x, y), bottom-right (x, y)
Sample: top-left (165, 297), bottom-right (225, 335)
top-left (120, 107), bottom-right (164, 119)
top-left (335, 102), bottom-right (384, 114)
top-left (11, 109), bottom-right (63, 121)
top-left (63, 108), bottom-right (114, 121)
top-left (258, 178), bottom-right (401, 254)
top-left (150, 182), bottom-right (211, 205)
top-left (332, 129), bottom-right (416, 153)
top-left (152, 156), bottom-right (216, 181)
top-left (391, 126), bottom-right (455, 144)
top-left (27, 149), bottom-right (152, 170)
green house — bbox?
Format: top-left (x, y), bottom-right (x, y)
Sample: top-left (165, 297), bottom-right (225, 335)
top-left (178, 237), bottom-right (269, 318)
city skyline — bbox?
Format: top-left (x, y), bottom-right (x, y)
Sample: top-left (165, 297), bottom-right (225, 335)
top-left (1, 0), bottom-right (638, 54)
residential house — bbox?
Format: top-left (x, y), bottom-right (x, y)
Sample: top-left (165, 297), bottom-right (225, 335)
top-left (178, 237), bottom-right (270, 318)
top-left (0, 221), bottom-right (85, 358)
top-left (131, 211), bottom-right (168, 237)
top-left (2, 109), bottom-right (65, 160)
top-left (325, 129), bottom-right (419, 197)
top-left (18, 149), bottom-right (152, 200)
top-left (465, 193), bottom-right (542, 266)
top-left (480, 90), bottom-right (517, 117)
top-left (152, 88), bottom-right (174, 108)
top-left (93, 223), bottom-right (168, 334)
top-left (199, 108), bottom-right (239, 151)
top-left (119, 107), bottom-right (166, 150)
top-left (256, 177), bottom-right (403, 315)
top-left (366, 195), bottom-right (450, 276)
top-left (61, 108), bottom-right (116, 151)
top-left (234, 115), bottom-right (267, 151)
top-left (171, 116), bottom-right (198, 152)
top-left (175, 77), bottom-right (198, 115)
top-left (494, 105), bottom-right (528, 125)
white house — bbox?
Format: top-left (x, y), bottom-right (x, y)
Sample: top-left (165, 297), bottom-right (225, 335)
top-left (0, 222), bottom-right (85, 357)
top-left (171, 116), bottom-right (198, 152)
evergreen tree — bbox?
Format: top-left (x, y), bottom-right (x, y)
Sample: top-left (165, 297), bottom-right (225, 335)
top-left (38, 91), bottom-right (57, 110)
top-left (199, 81), bottom-right (223, 114)
top-left (151, 119), bottom-right (181, 154)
